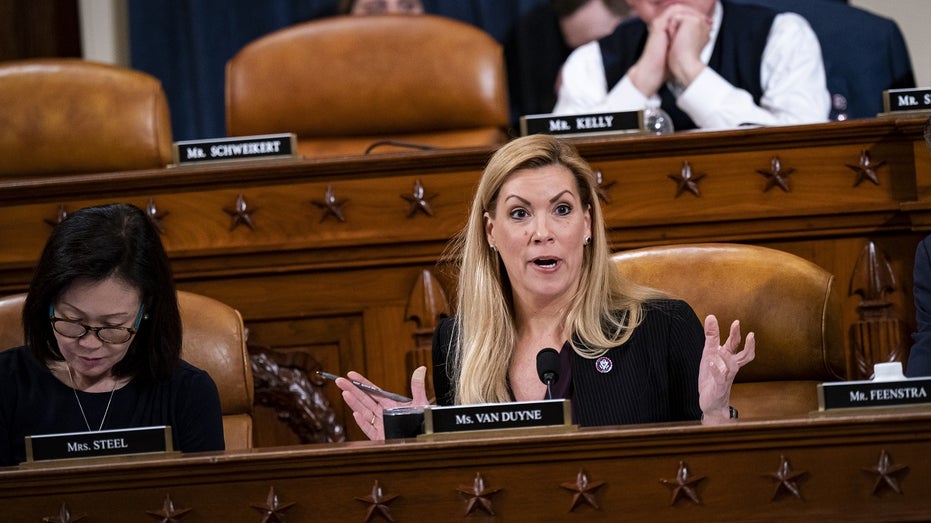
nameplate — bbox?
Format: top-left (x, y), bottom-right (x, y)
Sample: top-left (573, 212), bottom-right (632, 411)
top-left (25, 425), bottom-right (173, 463)
top-left (423, 399), bottom-right (571, 435)
top-left (172, 133), bottom-right (297, 165)
top-left (882, 87), bottom-right (931, 114)
top-left (817, 378), bottom-right (931, 411)
top-left (519, 111), bottom-right (643, 137)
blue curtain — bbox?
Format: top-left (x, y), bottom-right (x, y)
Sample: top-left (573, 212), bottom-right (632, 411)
top-left (427, 0), bottom-right (570, 128)
top-left (129, 0), bottom-right (565, 141)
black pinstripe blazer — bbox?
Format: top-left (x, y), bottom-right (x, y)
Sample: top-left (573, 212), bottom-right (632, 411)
top-left (431, 299), bottom-right (704, 427)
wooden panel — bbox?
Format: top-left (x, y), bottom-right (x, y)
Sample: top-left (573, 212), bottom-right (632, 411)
top-left (2, 410), bottom-right (930, 521)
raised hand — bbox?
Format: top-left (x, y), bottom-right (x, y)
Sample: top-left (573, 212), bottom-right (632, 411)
top-left (698, 314), bottom-right (755, 421)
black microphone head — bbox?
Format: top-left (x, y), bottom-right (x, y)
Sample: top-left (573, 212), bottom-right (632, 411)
top-left (536, 348), bottom-right (560, 385)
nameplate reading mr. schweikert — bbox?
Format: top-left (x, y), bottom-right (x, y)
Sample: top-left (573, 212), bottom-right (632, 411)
top-left (172, 133), bottom-right (297, 165)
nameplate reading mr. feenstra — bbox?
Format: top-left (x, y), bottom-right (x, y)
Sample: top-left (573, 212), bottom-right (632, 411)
top-left (25, 426), bottom-right (173, 463)
top-left (817, 378), bottom-right (931, 411)
top-left (423, 399), bottom-right (571, 435)
top-left (172, 132), bottom-right (297, 165)
top-left (519, 111), bottom-right (643, 137)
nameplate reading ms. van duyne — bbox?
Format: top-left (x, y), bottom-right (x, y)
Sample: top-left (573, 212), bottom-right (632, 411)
top-left (519, 111), bottom-right (643, 137)
top-left (423, 399), bottom-right (571, 435)
top-left (25, 426), bottom-right (173, 463)
top-left (172, 132), bottom-right (297, 165)
top-left (817, 377), bottom-right (931, 411)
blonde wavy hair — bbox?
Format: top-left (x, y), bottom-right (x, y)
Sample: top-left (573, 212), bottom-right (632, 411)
top-left (443, 134), bottom-right (663, 405)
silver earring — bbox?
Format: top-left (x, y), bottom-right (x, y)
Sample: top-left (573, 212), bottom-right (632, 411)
top-left (490, 244), bottom-right (497, 252)
top-left (584, 236), bottom-right (592, 246)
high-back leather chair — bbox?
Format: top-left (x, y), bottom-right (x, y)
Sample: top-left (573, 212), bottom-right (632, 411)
top-left (226, 14), bottom-right (510, 158)
top-left (0, 58), bottom-right (173, 177)
top-left (612, 243), bottom-right (848, 419)
top-left (0, 291), bottom-right (254, 449)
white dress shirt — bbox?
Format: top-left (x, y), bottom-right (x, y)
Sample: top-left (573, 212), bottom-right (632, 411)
top-left (552, 1), bottom-right (830, 129)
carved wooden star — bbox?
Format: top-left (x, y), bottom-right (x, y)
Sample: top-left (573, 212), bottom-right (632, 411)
top-left (765, 455), bottom-right (807, 501)
top-left (594, 170), bottom-right (616, 204)
top-left (863, 449), bottom-right (908, 495)
top-left (457, 472), bottom-right (501, 516)
top-left (44, 204), bottom-right (69, 227)
top-left (311, 184), bottom-right (348, 223)
top-left (250, 486), bottom-right (296, 523)
top-left (41, 502), bottom-right (86, 523)
top-left (401, 179), bottom-right (436, 217)
top-left (660, 461), bottom-right (705, 505)
top-left (846, 149), bottom-right (886, 187)
top-left (355, 480), bottom-right (398, 522)
top-left (145, 493), bottom-right (192, 522)
top-left (145, 198), bottom-right (170, 233)
top-left (757, 157), bottom-right (795, 193)
top-left (560, 468), bottom-right (605, 511)
top-left (224, 193), bottom-right (256, 231)
top-left (667, 161), bottom-right (705, 198)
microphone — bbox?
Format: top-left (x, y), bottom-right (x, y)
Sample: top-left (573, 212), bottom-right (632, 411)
top-left (536, 348), bottom-right (560, 400)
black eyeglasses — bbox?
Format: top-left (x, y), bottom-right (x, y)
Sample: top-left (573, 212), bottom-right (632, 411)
top-left (49, 304), bottom-right (146, 344)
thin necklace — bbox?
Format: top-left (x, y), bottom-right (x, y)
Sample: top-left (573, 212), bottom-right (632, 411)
top-left (66, 363), bottom-right (118, 432)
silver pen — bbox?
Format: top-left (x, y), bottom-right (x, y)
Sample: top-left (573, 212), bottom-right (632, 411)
top-left (317, 371), bottom-right (413, 402)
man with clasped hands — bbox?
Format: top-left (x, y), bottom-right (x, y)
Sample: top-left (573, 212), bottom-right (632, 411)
top-left (553, 0), bottom-right (831, 131)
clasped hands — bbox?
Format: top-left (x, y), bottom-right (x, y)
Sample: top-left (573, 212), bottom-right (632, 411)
top-left (629, 4), bottom-right (713, 96)
top-left (699, 314), bottom-right (756, 423)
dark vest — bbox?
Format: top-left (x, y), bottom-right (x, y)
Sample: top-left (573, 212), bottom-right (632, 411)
top-left (599, 1), bottom-right (777, 130)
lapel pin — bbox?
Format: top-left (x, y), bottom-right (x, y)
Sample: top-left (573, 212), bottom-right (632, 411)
top-left (595, 356), bottom-right (613, 374)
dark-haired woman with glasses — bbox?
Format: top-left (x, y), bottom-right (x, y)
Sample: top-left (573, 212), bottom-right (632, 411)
top-left (0, 203), bottom-right (224, 467)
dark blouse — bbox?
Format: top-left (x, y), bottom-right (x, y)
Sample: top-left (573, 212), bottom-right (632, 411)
top-left (432, 299), bottom-right (705, 427)
top-left (0, 345), bottom-right (224, 467)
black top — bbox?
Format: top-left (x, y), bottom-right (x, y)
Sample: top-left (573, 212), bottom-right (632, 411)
top-left (0, 345), bottom-right (225, 467)
top-left (432, 299), bottom-right (704, 427)
top-left (599, 0), bottom-right (777, 130)
top-left (909, 234), bottom-right (931, 377)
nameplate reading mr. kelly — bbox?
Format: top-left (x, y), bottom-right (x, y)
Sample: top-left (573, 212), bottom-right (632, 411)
top-left (423, 399), bottom-right (571, 435)
top-left (25, 426), bottom-right (173, 463)
top-left (519, 111), bottom-right (642, 137)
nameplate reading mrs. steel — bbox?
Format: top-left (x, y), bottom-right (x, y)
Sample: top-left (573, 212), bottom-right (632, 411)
top-left (423, 399), bottom-right (571, 435)
top-left (519, 111), bottom-right (643, 137)
top-left (172, 132), bottom-right (297, 165)
top-left (882, 87), bottom-right (931, 114)
top-left (25, 425), bottom-right (173, 463)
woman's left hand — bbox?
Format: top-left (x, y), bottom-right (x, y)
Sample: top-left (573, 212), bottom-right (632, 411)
top-left (698, 314), bottom-right (755, 421)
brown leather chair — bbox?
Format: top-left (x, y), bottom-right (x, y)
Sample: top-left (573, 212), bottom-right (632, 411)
top-left (226, 14), bottom-right (510, 158)
top-left (612, 243), bottom-right (848, 419)
top-left (0, 291), bottom-right (254, 449)
top-left (0, 58), bottom-right (173, 177)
